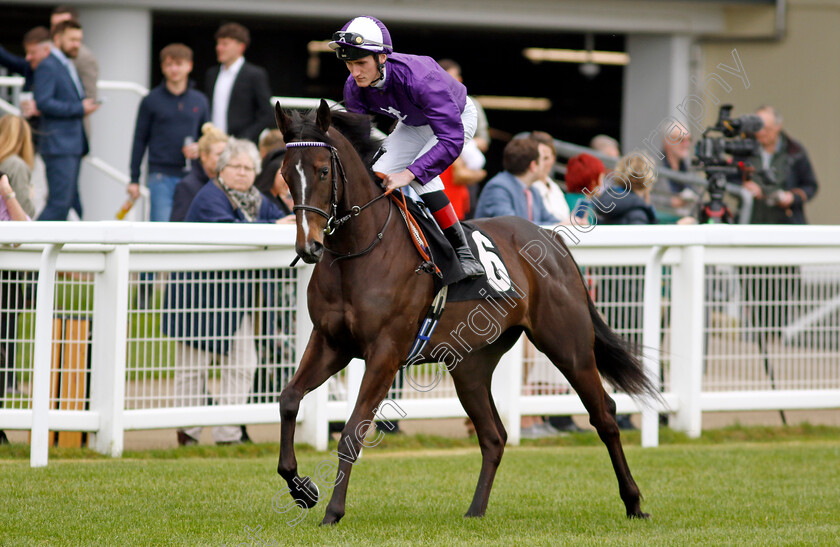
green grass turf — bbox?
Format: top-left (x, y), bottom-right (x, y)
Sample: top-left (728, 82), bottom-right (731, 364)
top-left (2, 427), bottom-right (840, 546)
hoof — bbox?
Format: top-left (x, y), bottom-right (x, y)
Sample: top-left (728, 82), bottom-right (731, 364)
top-left (627, 511), bottom-right (650, 519)
top-left (320, 511), bottom-right (343, 526)
top-left (290, 476), bottom-right (320, 509)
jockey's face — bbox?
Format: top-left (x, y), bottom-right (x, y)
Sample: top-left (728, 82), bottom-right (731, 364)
top-left (344, 54), bottom-right (386, 87)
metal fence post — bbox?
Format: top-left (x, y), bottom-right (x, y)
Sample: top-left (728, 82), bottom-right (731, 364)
top-left (30, 244), bottom-right (63, 468)
top-left (641, 246), bottom-right (667, 448)
top-left (669, 244), bottom-right (705, 437)
top-left (295, 265), bottom-right (328, 451)
top-left (89, 245), bottom-right (130, 457)
top-left (492, 333), bottom-right (523, 445)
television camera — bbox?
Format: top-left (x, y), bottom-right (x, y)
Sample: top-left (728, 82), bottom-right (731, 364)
top-left (692, 104), bottom-right (764, 223)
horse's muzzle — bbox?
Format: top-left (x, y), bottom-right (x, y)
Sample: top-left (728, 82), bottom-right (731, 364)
top-left (297, 240), bottom-right (324, 264)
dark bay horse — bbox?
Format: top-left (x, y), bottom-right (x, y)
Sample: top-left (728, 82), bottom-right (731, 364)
top-left (275, 100), bottom-right (659, 525)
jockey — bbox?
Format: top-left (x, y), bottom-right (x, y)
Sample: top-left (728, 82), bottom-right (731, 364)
top-left (329, 16), bottom-right (485, 279)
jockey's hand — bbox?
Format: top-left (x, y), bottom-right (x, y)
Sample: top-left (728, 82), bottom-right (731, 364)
top-left (383, 169), bottom-right (415, 193)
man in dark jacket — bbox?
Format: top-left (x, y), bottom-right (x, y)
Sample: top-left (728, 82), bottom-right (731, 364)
top-left (745, 105), bottom-right (818, 224)
top-left (35, 20), bottom-right (99, 220)
top-left (205, 23), bottom-right (274, 144)
top-left (128, 43), bottom-right (209, 222)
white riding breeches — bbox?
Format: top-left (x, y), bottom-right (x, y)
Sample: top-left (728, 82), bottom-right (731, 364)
top-left (372, 97), bottom-right (478, 196)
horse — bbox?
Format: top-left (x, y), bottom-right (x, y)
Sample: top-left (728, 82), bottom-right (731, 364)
top-left (275, 100), bottom-right (660, 525)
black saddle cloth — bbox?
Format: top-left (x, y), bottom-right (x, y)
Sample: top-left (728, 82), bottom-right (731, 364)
top-left (401, 197), bottom-right (522, 303)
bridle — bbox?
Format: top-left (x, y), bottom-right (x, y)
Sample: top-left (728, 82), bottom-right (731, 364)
top-left (285, 140), bottom-right (393, 262)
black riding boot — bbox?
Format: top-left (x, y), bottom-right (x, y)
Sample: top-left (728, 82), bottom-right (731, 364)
top-left (442, 222), bottom-right (484, 279)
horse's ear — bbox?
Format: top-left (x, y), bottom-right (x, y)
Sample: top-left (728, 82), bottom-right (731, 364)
top-left (274, 101), bottom-right (291, 136)
top-left (316, 99), bottom-right (331, 133)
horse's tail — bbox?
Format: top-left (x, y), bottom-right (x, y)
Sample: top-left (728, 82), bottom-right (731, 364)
top-left (584, 286), bottom-right (661, 403)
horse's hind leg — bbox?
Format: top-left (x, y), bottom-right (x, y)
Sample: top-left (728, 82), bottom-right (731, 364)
top-left (278, 331), bottom-right (351, 509)
top-left (531, 335), bottom-right (648, 518)
top-left (451, 340), bottom-right (515, 518)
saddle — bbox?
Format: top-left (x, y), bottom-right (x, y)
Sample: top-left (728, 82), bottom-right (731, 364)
top-left (394, 193), bottom-right (522, 303)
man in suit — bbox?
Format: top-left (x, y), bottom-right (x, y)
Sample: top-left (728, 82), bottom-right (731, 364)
top-left (51, 6), bottom-right (99, 139)
top-left (205, 23), bottom-right (273, 143)
top-left (474, 137), bottom-right (559, 224)
top-left (50, 5), bottom-right (98, 101)
top-left (34, 20), bottom-right (99, 221)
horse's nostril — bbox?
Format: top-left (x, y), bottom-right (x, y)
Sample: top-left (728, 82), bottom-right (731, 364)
top-left (304, 240), bottom-right (324, 262)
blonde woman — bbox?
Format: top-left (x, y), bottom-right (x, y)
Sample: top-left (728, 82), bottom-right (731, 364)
top-left (596, 153), bottom-right (659, 225)
top-left (0, 115), bottom-right (36, 218)
top-left (169, 122), bottom-right (228, 222)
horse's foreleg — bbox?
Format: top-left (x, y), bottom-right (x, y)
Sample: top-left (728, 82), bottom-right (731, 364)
top-left (321, 349), bottom-right (401, 526)
top-left (278, 332), bottom-right (350, 509)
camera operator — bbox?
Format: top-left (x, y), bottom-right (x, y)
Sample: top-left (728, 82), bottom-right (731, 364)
top-left (661, 126), bottom-right (697, 218)
top-left (744, 105), bottom-right (818, 224)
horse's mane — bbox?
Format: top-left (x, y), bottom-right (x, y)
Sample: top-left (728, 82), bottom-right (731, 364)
top-left (284, 107), bottom-right (380, 168)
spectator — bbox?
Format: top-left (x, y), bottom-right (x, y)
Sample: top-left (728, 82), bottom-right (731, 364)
top-left (170, 123), bottom-right (228, 222)
top-left (439, 58), bottom-right (489, 219)
top-left (472, 138), bottom-right (563, 438)
top-left (439, 153), bottom-right (486, 221)
top-left (183, 138), bottom-right (285, 223)
top-left (34, 20), bottom-right (99, 221)
top-left (250, 144), bottom-right (296, 439)
top-left (206, 23), bottom-right (274, 144)
top-left (0, 170), bottom-right (32, 446)
top-left (0, 172), bottom-right (28, 221)
top-left (741, 106), bottom-right (818, 338)
top-left (524, 131), bottom-right (583, 433)
top-left (50, 6), bottom-right (98, 102)
top-left (564, 152), bottom-right (607, 219)
top-left (475, 138), bottom-right (558, 224)
top-left (164, 138), bottom-right (286, 446)
top-left (596, 153), bottom-right (658, 225)
top-left (438, 59), bottom-right (490, 153)
top-left (0, 27), bottom-right (54, 144)
top-left (591, 152), bottom-right (664, 431)
top-left (658, 125), bottom-right (696, 218)
top-left (329, 16), bottom-right (483, 278)
top-left (0, 115), bottom-right (36, 218)
top-left (0, 37), bottom-right (34, 90)
top-left (529, 131), bottom-right (571, 223)
top-left (258, 129), bottom-right (284, 159)
top-left (128, 43), bottom-right (209, 222)
top-left (253, 146), bottom-right (294, 216)
top-left (1, 27), bottom-right (50, 114)
top-left (590, 134), bottom-right (620, 158)
top-left (745, 105), bottom-right (818, 224)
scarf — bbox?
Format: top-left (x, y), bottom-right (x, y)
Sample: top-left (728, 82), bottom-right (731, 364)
top-left (216, 177), bottom-right (263, 222)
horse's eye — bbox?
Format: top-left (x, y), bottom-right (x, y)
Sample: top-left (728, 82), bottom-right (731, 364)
top-left (319, 166), bottom-right (330, 180)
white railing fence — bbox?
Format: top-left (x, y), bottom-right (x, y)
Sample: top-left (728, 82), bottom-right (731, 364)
top-left (2, 223), bottom-right (840, 467)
